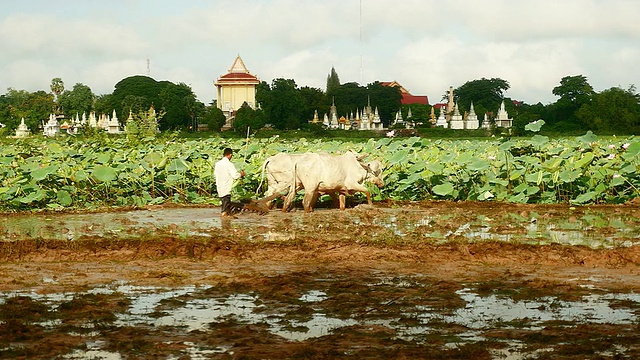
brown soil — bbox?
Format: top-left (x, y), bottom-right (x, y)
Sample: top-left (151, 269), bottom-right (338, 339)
top-left (1, 200), bottom-right (639, 359)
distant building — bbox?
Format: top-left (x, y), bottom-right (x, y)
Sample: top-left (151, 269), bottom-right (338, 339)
top-left (214, 55), bottom-right (260, 126)
top-left (380, 81), bottom-right (429, 105)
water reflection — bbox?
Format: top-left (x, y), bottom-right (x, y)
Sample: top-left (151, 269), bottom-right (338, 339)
top-left (1, 281), bottom-right (638, 350)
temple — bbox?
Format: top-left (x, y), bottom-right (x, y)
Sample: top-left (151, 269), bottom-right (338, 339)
top-left (214, 55), bottom-right (260, 128)
top-left (380, 81), bottom-right (429, 105)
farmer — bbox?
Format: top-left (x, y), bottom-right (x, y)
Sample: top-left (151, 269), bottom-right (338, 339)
top-left (214, 147), bottom-right (245, 217)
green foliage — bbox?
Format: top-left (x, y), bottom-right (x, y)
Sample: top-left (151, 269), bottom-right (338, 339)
top-left (326, 81), bottom-right (402, 127)
top-left (258, 78), bottom-right (305, 130)
top-left (50, 77), bottom-right (64, 113)
top-left (200, 106), bottom-right (226, 132)
top-left (299, 86), bottom-right (328, 123)
top-left (1, 89), bottom-right (55, 131)
top-left (58, 83), bottom-right (94, 117)
top-left (576, 86), bottom-right (640, 133)
top-left (326, 66), bottom-right (341, 94)
top-left (233, 103), bottom-right (267, 134)
top-left (548, 75), bottom-right (595, 129)
top-left (125, 108), bottom-right (161, 140)
top-left (366, 82), bottom-right (403, 126)
top-left (111, 76), bottom-right (200, 131)
top-left (453, 78), bottom-right (510, 120)
top-left (0, 131), bottom-right (637, 211)
top-left (552, 75), bottom-right (595, 104)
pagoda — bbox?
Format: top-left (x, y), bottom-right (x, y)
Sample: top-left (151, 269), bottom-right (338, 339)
top-left (214, 55), bottom-right (260, 125)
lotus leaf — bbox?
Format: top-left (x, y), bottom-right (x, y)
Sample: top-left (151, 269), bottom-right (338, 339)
top-left (558, 169), bottom-right (582, 183)
top-left (574, 152), bottom-right (594, 168)
top-left (577, 131), bottom-right (598, 144)
top-left (72, 170), bottom-right (90, 182)
top-left (388, 149), bottom-right (410, 166)
top-left (96, 153), bottom-right (112, 164)
top-left (571, 191), bottom-right (596, 204)
top-left (530, 135), bottom-right (549, 146)
top-left (467, 159), bottom-right (489, 171)
top-left (524, 119), bottom-right (545, 132)
top-left (426, 162), bottom-right (444, 173)
top-left (92, 165), bottom-right (117, 183)
top-left (56, 190), bottom-right (73, 206)
top-left (31, 166), bottom-right (57, 181)
top-left (432, 182), bottom-right (454, 196)
top-left (477, 190), bottom-right (494, 201)
top-left (19, 190), bottom-right (45, 204)
top-left (439, 152), bottom-right (456, 164)
top-left (622, 141), bottom-right (640, 160)
top-left (167, 158), bottom-right (189, 172)
top-left (620, 164), bottom-right (636, 174)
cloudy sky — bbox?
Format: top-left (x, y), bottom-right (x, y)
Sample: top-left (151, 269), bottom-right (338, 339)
top-left (1, 0), bottom-right (638, 106)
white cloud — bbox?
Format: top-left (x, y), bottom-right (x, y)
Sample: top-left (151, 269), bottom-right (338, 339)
top-left (1, 0), bottom-right (639, 106)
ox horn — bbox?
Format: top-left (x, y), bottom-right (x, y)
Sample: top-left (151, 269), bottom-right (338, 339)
top-left (357, 153), bottom-right (369, 161)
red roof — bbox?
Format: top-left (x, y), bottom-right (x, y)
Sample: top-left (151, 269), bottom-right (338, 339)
top-left (381, 81), bottom-right (429, 105)
top-left (401, 94), bottom-right (429, 105)
top-left (216, 72), bottom-right (259, 83)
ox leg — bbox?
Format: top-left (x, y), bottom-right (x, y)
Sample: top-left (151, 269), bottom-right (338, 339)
top-left (365, 190), bottom-right (373, 205)
top-left (339, 193), bottom-right (346, 210)
top-left (310, 191), bottom-right (321, 212)
top-left (302, 191), bottom-right (314, 212)
top-left (328, 192), bottom-right (340, 208)
top-left (263, 190), bottom-right (276, 209)
top-left (282, 190), bottom-right (296, 212)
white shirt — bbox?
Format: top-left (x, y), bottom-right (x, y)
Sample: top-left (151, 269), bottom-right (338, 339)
top-left (214, 156), bottom-right (241, 197)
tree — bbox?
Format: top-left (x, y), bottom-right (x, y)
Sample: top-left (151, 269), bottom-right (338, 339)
top-left (112, 75), bottom-right (161, 116)
top-left (331, 82), bottom-right (367, 117)
top-left (548, 75), bottom-right (594, 129)
top-left (94, 94), bottom-right (114, 115)
top-left (576, 86), bottom-right (640, 134)
top-left (366, 81), bottom-right (403, 126)
top-left (326, 66), bottom-right (341, 95)
top-left (453, 78), bottom-right (510, 121)
top-left (258, 78), bottom-right (304, 130)
top-left (50, 77), bottom-right (65, 113)
top-left (58, 83), bottom-right (94, 117)
top-left (298, 86), bottom-right (328, 125)
top-left (233, 102), bottom-right (267, 134)
top-left (200, 105), bottom-right (226, 132)
top-left (402, 103), bottom-right (431, 125)
top-left (552, 75), bottom-right (594, 104)
top-left (110, 76), bottom-right (203, 131)
top-left (158, 82), bottom-right (199, 130)
top-left (0, 95), bottom-right (10, 127)
top-left (322, 81), bottom-right (402, 127)
top-left (3, 88), bottom-right (54, 131)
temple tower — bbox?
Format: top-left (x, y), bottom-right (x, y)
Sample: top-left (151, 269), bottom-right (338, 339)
top-left (495, 100), bottom-right (513, 128)
top-left (465, 102), bottom-right (479, 129)
top-left (450, 102), bottom-right (464, 129)
top-left (214, 55), bottom-right (260, 120)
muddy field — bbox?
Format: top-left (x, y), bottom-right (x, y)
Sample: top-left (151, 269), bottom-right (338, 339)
top-left (1, 200), bottom-right (639, 359)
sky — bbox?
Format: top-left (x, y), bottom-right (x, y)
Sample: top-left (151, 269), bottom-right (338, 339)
top-left (1, 0), bottom-right (639, 106)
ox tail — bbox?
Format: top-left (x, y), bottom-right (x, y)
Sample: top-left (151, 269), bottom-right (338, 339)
top-left (256, 159), bottom-right (270, 195)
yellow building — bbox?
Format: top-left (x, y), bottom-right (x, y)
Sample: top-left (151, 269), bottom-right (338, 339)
top-left (214, 55), bottom-right (260, 120)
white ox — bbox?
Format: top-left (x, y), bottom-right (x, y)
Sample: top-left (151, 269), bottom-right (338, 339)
top-left (282, 152), bottom-right (384, 212)
top-left (258, 153), bottom-right (311, 209)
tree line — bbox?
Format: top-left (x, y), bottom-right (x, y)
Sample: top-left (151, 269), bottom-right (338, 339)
top-left (1, 70), bottom-right (638, 136)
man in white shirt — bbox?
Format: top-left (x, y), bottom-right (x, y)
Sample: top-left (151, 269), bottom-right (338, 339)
top-left (214, 148), bottom-right (245, 216)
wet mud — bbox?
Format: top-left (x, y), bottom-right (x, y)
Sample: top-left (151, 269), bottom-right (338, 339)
top-left (0, 200), bottom-right (639, 359)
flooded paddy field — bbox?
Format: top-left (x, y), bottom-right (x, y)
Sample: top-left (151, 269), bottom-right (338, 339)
top-left (0, 201), bottom-right (639, 359)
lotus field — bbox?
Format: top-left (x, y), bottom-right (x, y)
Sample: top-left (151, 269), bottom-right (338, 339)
top-left (0, 131), bottom-right (638, 211)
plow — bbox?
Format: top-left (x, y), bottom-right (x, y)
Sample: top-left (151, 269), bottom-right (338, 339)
top-left (225, 192), bottom-right (282, 215)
